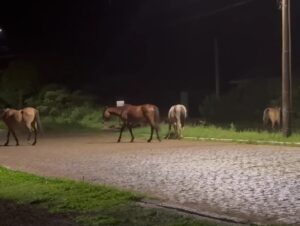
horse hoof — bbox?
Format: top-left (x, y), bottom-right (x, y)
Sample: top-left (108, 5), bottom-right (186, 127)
top-left (4, 143), bottom-right (8, 146)
top-left (16, 143), bottom-right (19, 146)
top-left (32, 142), bottom-right (36, 146)
top-left (147, 140), bottom-right (151, 143)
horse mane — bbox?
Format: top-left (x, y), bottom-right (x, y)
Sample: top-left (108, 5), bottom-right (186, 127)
top-left (105, 105), bottom-right (131, 117)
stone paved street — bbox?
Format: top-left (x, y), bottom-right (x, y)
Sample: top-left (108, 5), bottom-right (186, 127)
top-left (0, 134), bottom-right (299, 225)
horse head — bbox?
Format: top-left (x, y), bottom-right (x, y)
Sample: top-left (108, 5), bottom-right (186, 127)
top-left (102, 108), bottom-right (111, 121)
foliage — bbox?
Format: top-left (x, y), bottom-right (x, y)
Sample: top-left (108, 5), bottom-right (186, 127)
top-left (199, 78), bottom-right (300, 126)
top-left (200, 79), bottom-right (282, 123)
top-left (0, 167), bottom-right (219, 226)
top-left (24, 85), bottom-right (103, 131)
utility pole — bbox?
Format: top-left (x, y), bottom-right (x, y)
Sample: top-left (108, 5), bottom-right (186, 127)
top-left (281, 0), bottom-right (292, 137)
top-left (214, 37), bottom-right (220, 100)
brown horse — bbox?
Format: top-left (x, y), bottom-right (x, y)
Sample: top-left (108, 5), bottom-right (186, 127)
top-left (103, 104), bottom-right (161, 142)
top-left (0, 107), bottom-right (42, 146)
top-left (263, 107), bottom-right (281, 129)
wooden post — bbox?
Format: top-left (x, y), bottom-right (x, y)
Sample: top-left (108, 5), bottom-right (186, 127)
top-left (281, 0), bottom-right (292, 137)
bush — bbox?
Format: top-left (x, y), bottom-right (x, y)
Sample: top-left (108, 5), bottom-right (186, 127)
top-left (24, 85), bottom-right (103, 130)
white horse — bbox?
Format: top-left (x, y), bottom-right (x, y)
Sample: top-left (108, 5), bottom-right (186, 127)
top-left (165, 104), bottom-right (187, 139)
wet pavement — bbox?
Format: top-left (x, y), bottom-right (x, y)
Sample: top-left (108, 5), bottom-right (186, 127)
top-left (0, 134), bottom-right (299, 225)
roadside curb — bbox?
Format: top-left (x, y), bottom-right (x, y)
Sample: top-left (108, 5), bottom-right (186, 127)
top-left (139, 199), bottom-right (252, 226)
top-left (184, 136), bottom-right (300, 146)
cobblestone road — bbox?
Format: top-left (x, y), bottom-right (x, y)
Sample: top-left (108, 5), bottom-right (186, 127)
top-left (0, 134), bottom-right (299, 225)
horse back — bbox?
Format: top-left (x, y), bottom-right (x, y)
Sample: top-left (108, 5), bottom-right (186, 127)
top-left (141, 104), bottom-right (158, 113)
top-left (142, 104), bottom-right (160, 125)
top-left (179, 105), bottom-right (187, 118)
top-left (263, 107), bottom-right (281, 124)
top-left (21, 107), bottom-right (38, 124)
top-left (127, 104), bottom-right (159, 122)
top-left (143, 104), bottom-right (160, 117)
top-left (168, 104), bottom-right (187, 122)
top-left (269, 108), bottom-right (281, 122)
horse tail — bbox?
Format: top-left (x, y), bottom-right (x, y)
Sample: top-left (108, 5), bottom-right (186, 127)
top-left (35, 109), bottom-right (43, 134)
top-left (263, 108), bottom-right (269, 126)
top-left (180, 105), bottom-right (187, 128)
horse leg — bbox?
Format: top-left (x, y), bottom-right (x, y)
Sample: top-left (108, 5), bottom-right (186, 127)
top-left (145, 115), bottom-right (157, 142)
top-left (155, 125), bottom-right (161, 142)
top-left (165, 123), bottom-right (172, 139)
top-left (173, 123), bottom-right (178, 138)
top-left (11, 130), bottom-right (19, 146)
top-left (276, 120), bottom-right (281, 131)
top-left (4, 130), bottom-right (10, 146)
top-left (31, 121), bottom-right (37, 145)
top-left (147, 126), bottom-right (154, 142)
top-left (128, 126), bottom-right (135, 142)
top-left (271, 120), bottom-right (275, 131)
top-left (177, 121), bottom-right (182, 139)
top-left (26, 123), bottom-right (32, 142)
top-left (32, 127), bottom-right (37, 145)
top-left (117, 124), bottom-right (126, 142)
top-left (178, 126), bottom-right (182, 139)
top-left (27, 131), bottom-right (32, 141)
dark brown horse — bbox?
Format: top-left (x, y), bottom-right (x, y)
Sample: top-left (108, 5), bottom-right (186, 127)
top-left (0, 107), bottom-right (42, 146)
top-left (263, 107), bottom-right (281, 129)
top-left (103, 104), bottom-right (161, 142)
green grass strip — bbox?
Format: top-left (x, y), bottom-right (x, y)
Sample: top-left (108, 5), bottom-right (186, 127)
top-left (0, 166), bottom-right (220, 226)
top-left (131, 124), bottom-right (300, 146)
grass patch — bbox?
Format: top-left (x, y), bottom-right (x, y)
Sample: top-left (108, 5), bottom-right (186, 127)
top-left (40, 112), bottom-right (104, 134)
top-left (0, 166), bottom-right (220, 226)
top-left (129, 124), bottom-right (300, 145)
top-left (0, 167), bottom-right (136, 212)
top-left (183, 125), bottom-right (300, 144)
top-left (41, 119), bottom-right (103, 134)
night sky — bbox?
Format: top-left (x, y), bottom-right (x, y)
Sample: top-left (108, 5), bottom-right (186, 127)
top-left (0, 0), bottom-right (299, 113)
